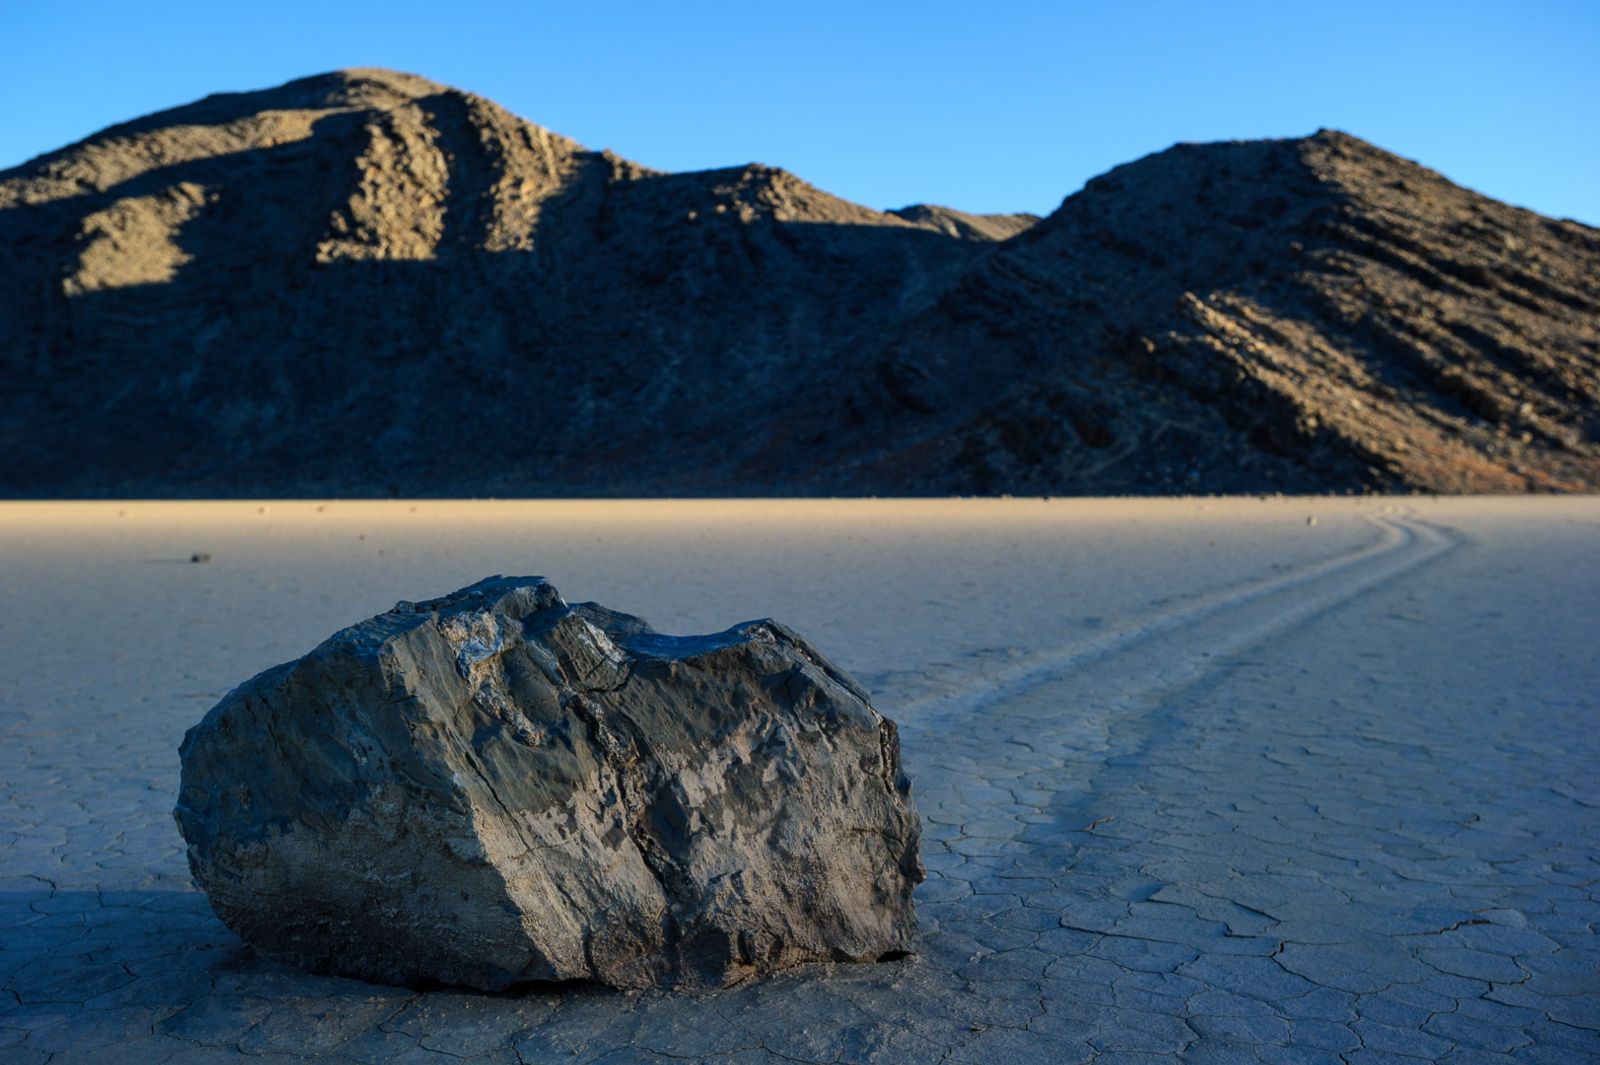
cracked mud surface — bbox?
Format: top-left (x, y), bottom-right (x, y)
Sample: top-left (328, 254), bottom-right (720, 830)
top-left (3, 498), bottom-right (1597, 1063)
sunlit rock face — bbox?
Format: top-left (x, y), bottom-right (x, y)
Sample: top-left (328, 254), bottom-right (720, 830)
top-left (174, 576), bottom-right (923, 990)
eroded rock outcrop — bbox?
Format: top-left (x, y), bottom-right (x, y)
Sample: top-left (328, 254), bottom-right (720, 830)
top-left (174, 576), bottom-right (923, 990)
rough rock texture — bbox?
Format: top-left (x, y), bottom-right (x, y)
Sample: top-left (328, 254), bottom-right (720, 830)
top-left (173, 576), bottom-right (923, 991)
top-left (1, 67), bottom-right (1597, 496)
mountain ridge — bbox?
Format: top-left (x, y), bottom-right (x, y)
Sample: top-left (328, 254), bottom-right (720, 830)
top-left (2, 69), bottom-right (1596, 496)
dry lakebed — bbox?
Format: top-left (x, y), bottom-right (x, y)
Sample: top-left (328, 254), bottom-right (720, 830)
top-left (2, 497), bottom-right (1597, 1064)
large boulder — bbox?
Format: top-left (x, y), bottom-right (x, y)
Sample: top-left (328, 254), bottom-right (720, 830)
top-left (174, 577), bottom-right (923, 990)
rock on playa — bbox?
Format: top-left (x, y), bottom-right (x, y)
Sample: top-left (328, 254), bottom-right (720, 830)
top-left (174, 576), bottom-right (923, 990)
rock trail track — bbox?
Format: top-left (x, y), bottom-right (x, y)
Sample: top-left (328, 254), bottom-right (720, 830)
top-left (1, 500), bottom-right (1596, 1063)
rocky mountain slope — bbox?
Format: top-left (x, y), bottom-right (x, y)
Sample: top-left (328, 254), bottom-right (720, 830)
top-left (2, 68), bottom-right (1596, 496)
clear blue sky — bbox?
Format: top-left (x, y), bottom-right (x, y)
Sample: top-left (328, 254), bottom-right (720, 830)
top-left (4, 1), bottom-right (1597, 223)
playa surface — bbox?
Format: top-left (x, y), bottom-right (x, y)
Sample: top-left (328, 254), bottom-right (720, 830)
top-left (2, 497), bottom-right (1597, 1063)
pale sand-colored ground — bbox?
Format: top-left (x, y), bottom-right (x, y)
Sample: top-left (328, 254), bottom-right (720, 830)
top-left (2, 497), bottom-right (1597, 1063)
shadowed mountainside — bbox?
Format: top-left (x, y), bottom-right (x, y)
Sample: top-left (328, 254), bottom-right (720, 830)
top-left (2, 68), bottom-right (1596, 496)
